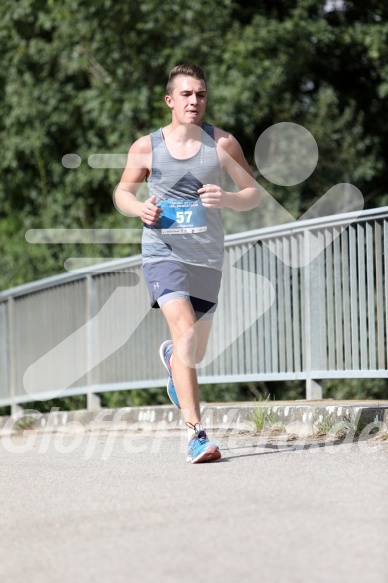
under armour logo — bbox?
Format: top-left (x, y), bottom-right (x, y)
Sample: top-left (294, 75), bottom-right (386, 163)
top-left (153, 282), bottom-right (160, 289)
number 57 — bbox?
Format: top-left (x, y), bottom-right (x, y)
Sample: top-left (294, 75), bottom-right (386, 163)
top-left (176, 211), bottom-right (193, 224)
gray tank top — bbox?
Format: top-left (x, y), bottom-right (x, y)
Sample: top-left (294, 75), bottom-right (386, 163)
top-left (142, 122), bottom-right (224, 270)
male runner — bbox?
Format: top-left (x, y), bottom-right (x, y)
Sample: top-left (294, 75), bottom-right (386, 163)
top-left (115, 64), bottom-right (260, 463)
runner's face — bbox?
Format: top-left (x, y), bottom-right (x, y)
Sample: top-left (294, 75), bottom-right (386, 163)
top-left (165, 76), bottom-right (207, 125)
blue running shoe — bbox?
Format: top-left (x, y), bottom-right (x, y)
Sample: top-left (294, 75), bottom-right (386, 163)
top-left (159, 340), bottom-right (180, 409)
top-left (186, 423), bottom-right (222, 464)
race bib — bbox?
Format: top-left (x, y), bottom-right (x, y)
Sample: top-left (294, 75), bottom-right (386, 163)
top-left (159, 200), bottom-right (207, 234)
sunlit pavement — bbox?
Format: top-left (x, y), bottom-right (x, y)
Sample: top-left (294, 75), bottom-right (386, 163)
top-left (0, 431), bottom-right (387, 583)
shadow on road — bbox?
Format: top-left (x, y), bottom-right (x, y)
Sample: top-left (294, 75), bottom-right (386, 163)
top-left (221, 435), bottom-right (369, 461)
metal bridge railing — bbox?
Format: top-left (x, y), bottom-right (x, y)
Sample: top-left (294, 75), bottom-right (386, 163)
top-left (1, 207), bottom-right (388, 411)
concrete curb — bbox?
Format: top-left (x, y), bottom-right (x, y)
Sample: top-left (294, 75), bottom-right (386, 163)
top-left (1, 400), bottom-right (388, 437)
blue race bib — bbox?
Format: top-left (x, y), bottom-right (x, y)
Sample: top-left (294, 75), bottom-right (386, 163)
top-left (159, 200), bottom-right (207, 234)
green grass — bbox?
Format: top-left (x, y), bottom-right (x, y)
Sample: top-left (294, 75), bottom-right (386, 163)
top-left (250, 395), bottom-right (282, 433)
top-left (315, 413), bottom-right (351, 438)
top-left (14, 416), bottom-right (37, 431)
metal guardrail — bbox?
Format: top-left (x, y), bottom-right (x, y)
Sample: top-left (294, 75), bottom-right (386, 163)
top-left (1, 207), bottom-right (388, 411)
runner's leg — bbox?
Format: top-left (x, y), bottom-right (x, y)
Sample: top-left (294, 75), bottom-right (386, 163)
top-left (161, 298), bottom-right (201, 426)
top-left (194, 318), bottom-right (213, 364)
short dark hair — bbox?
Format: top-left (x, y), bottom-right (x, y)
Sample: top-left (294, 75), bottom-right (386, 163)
top-left (166, 64), bottom-right (206, 96)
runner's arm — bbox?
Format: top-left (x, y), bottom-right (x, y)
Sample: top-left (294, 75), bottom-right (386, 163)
top-left (114, 137), bottom-right (162, 226)
top-left (198, 132), bottom-right (260, 211)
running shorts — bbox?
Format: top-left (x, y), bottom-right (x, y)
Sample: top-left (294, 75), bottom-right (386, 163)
top-left (143, 260), bottom-right (222, 320)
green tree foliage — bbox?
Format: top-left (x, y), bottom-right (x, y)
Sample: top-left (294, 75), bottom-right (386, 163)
top-left (1, 1), bottom-right (388, 405)
top-left (0, 0), bottom-right (236, 288)
top-left (1, 0), bottom-right (387, 289)
top-left (213, 0), bottom-right (388, 233)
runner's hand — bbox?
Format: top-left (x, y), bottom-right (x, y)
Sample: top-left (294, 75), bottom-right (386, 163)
top-left (198, 185), bottom-right (227, 208)
top-left (140, 195), bottom-right (162, 226)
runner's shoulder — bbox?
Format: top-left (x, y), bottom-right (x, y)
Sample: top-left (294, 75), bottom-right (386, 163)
top-left (213, 126), bottom-right (243, 158)
top-left (129, 134), bottom-right (152, 155)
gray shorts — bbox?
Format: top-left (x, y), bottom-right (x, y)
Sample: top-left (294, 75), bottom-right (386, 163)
top-left (143, 261), bottom-right (222, 320)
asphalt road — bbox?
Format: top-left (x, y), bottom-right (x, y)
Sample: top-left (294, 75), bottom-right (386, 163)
top-left (0, 429), bottom-right (387, 583)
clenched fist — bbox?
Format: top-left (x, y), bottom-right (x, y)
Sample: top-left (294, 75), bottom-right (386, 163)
top-left (140, 195), bottom-right (162, 226)
top-left (198, 184), bottom-right (227, 208)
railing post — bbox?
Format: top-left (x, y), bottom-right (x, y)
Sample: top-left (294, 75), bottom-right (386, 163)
top-left (86, 274), bottom-right (101, 411)
top-left (8, 297), bottom-right (23, 414)
top-left (306, 379), bottom-right (323, 400)
top-left (303, 230), bottom-right (323, 400)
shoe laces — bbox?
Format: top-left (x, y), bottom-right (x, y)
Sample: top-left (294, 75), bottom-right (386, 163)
top-left (186, 422), bottom-right (207, 444)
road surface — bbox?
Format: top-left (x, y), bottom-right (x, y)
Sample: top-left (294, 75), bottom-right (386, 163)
top-left (0, 429), bottom-right (387, 583)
